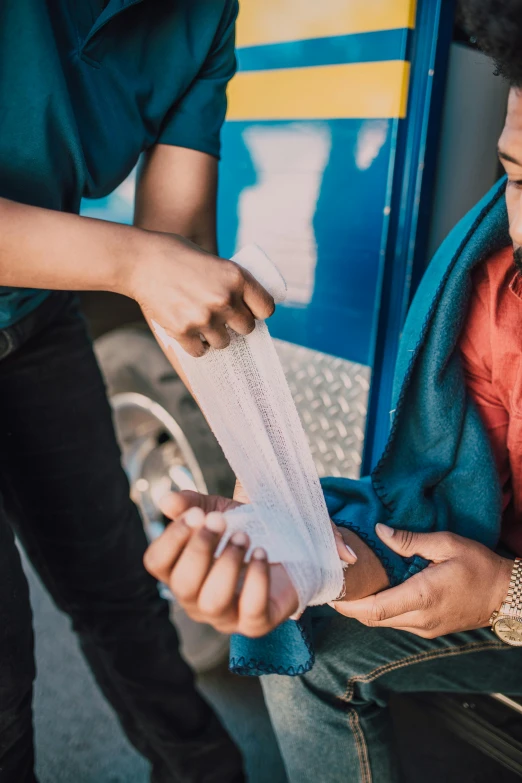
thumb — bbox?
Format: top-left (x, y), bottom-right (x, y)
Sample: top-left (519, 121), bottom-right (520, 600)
top-left (158, 490), bottom-right (209, 520)
top-left (375, 523), bottom-right (458, 562)
top-left (159, 490), bottom-right (242, 520)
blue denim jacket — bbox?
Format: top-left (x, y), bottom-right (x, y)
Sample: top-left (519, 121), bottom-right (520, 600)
top-left (228, 178), bottom-right (510, 676)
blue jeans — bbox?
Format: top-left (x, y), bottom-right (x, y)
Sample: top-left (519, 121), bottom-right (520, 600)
top-left (262, 614), bottom-right (522, 783)
top-left (0, 293), bottom-right (243, 783)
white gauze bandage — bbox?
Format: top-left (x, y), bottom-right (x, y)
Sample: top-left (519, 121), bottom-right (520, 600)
top-left (152, 246), bottom-right (344, 612)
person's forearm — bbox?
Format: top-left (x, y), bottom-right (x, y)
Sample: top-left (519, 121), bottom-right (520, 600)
top-left (0, 196), bottom-right (144, 293)
top-left (337, 528), bottom-right (390, 601)
top-left (134, 144), bottom-right (218, 255)
top-left (134, 150), bottom-right (218, 387)
top-left (135, 207), bottom-right (217, 255)
top-left (0, 193), bottom-right (273, 361)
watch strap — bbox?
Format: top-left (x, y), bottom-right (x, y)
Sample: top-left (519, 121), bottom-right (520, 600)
top-left (490, 557), bottom-right (522, 625)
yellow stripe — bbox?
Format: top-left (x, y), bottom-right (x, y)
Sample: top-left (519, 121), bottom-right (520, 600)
top-left (227, 61), bottom-right (410, 121)
top-left (236, 0), bottom-right (417, 48)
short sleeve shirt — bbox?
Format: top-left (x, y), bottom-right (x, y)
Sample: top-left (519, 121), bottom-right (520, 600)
top-left (0, 0), bottom-right (238, 326)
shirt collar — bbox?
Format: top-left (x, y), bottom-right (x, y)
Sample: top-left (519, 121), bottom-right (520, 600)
top-left (83, 0), bottom-right (145, 52)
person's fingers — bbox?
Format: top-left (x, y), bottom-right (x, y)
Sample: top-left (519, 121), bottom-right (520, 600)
top-left (330, 522), bottom-right (358, 565)
top-left (237, 548), bottom-right (270, 637)
top-left (331, 592), bottom-right (412, 623)
top-left (197, 531), bottom-right (250, 620)
top-left (225, 303), bottom-right (256, 337)
top-left (191, 302), bottom-right (256, 346)
top-left (267, 563), bottom-right (299, 626)
top-left (242, 269), bottom-right (275, 321)
top-left (159, 491), bottom-right (206, 519)
top-left (159, 491), bottom-right (243, 521)
top-left (178, 506), bottom-right (207, 529)
top-left (353, 611), bottom-right (442, 638)
top-left (143, 516), bottom-right (194, 584)
top-left (168, 512), bottom-right (226, 605)
top-left (175, 332), bottom-right (207, 357)
top-left (375, 524), bottom-right (461, 563)
top-left (144, 507), bottom-right (207, 585)
top-left (331, 577), bottom-right (433, 624)
top-left (200, 322), bottom-right (231, 350)
top-left (332, 601), bottom-right (418, 628)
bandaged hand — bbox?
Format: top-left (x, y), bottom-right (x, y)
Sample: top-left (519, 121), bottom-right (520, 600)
top-left (143, 491), bottom-right (356, 637)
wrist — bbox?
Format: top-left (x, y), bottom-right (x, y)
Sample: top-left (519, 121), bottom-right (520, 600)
top-left (335, 527), bottom-right (390, 601)
top-left (116, 228), bottom-right (202, 301)
top-left (489, 556), bottom-right (515, 619)
top-left (110, 224), bottom-right (167, 299)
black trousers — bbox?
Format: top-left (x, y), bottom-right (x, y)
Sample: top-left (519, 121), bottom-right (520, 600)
top-left (0, 293), bottom-right (243, 783)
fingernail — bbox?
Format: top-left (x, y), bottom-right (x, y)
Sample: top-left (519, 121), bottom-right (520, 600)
top-left (184, 507), bottom-right (205, 529)
top-left (376, 523), bottom-right (395, 538)
top-left (204, 512), bottom-right (226, 534)
top-left (252, 547), bottom-right (266, 561)
top-left (345, 544), bottom-right (358, 561)
top-left (231, 531), bottom-right (249, 548)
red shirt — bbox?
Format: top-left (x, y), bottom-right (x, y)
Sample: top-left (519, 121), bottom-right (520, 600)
top-left (459, 245), bottom-right (522, 555)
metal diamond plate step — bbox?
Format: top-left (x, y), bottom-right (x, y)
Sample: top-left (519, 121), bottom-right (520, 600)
top-left (274, 340), bottom-right (371, 480)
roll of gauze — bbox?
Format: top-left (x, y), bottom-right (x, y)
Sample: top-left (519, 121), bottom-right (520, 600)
top-left (152, 245), bottom-right (344, 612)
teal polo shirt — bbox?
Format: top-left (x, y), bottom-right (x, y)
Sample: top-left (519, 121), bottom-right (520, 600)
top-left (0, 0), bottom-right (237, 328)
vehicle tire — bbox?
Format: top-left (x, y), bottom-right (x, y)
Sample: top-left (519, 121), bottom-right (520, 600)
top-left (94, 324), bottom-right (234, 673)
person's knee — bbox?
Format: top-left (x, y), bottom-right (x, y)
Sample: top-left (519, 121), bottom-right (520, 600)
top-left (263, 617), bottom-right (379, 716)
top-left (307, 616), bottom-right (382, 692)
top-left (265, 617), bottom-right (404, 725)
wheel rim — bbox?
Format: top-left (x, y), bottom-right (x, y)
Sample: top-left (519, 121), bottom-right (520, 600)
top-left (110, 392), bottom-right (208, 544)
top-left (110, 391), bottom-right (230, 668)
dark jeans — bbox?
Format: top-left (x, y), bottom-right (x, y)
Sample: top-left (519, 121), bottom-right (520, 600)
top-left (0, 293), bottom-right (243, 783)
top-left (262, 614), bottom-right (522, 783)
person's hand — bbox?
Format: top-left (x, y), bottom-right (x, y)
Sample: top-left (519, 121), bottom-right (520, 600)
top-left (144, 498), bottom-right (298, 637)
top-left (330, 523), bottom-right (513, 638)
top-left (144, 491), bottom-right (356, 637)
top-left (125, 233), bottom-right (274, 356)
top-left (159, 489), bottom-right (243, 519)
top-left (159, 489), bottom-right (358, 568)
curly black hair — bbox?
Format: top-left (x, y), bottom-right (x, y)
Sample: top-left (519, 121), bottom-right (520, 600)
top-left (458, 0), bottom-right (522, 86)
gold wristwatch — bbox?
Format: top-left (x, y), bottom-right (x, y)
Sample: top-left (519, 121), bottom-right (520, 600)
top-left (490, 558), bottom-right (522, 646)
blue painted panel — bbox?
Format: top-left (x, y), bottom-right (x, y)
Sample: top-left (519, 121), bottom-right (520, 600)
top-left (81, 171), bottom-right (135, 224)
top-left (237, 29), bottom-right (409, 71)
top-left (362, 0), bottom-right (455, 471)
top-left (218, 118), bottom-right (394, 366)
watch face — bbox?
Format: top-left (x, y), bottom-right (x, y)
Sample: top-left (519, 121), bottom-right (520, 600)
top-left (494, 616), bottom-right (522, 646)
